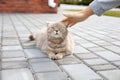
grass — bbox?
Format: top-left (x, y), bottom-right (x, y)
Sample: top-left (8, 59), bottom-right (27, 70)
top-left (66, 9), bottom-right (120, 17)
top-left (104, 10), bottom-right (120, 17)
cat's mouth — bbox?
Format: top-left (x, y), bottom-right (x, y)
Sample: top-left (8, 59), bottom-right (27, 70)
top-left (54, 30), bottom-right (59, 35)
top-left (55, 32), bottom-right (58, 35)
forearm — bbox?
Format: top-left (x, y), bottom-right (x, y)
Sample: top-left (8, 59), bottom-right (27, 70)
top-left (80, 6), bottom-right (94, 19)
top-left (89, 0), bottom-right (120, 16)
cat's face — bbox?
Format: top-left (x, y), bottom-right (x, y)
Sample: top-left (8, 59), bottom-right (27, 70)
top-left (47, 22), bottom-right (68, 40)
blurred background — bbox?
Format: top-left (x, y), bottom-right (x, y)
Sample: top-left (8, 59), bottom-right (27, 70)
top-left (60, 0), bottom-right (93, 5)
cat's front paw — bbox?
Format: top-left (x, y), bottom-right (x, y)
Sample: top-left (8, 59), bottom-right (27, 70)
top-left (48, 54), bottom-right (56, 60)
top-left (55, 53), bottom-right (63, 60)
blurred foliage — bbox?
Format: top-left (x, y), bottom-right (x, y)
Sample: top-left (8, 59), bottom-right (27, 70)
top-left (81, 0), bottom-right (93, 5)
top-left (60, 0), bottom-right (93, 5)
top-left (60, 0), bottom-right (81, 5)
top-left (104, 10), bottom-right (120, 17)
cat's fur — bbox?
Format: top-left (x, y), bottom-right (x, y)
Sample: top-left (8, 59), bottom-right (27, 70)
top-left (29, 21), bottom-right (74, 60)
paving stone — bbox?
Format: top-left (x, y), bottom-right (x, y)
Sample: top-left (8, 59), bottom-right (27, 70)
top-left (0, 61), bottom-right (2, 70)
top-left (2, 61), bottom-right (28, 69)
top-left (2, 57), bottom-right (27, 62)
top-left (111, 41), bottom-right (120, 46)
top-left (84, 58), bottom-right (109, 66)
top-left (83, 36), bottom-right (101, 41)
top-left (93, 40), bottom-right (111, 46)
top-left (98, 69), bottom-right (120, 80)
top-left (75, 53), bottom-right (98, 60)
top-left (20, 38), bottom-right (30, 42)
top-left (35, 72), bottom-right (68, 80)
top-left (94, 51), bottom-right (120, 61)
top-left (61, 64), bottom-right (102, 80)
top-left (18, 34), bottom-right (30, 38)
top-left (24, 49), bottom-right (47, 59)
top-left (2, 39), bottom-right (20, 45)
top-left (112, 61), bottom-right (120, 66)
top-left (2, 50), bottom-right (25, 58)
top-left (75, 40), bottom-right (89, 45)
top-left (80, 42), bottom-right (99, 48)
top-left (30, 61), bottom-right (60, 73)
top-left (72, 35), bottom-right (83, 40)
top-left (2, 45), bottom-right (22, 51)
top-left (91, 64), bottom-right (117, 71)
top-left (3, 33), bottom-right (18, 38)
top-left (29, 58), bottom-right (52, 63)
top-left (87, 47), bottom-right (106, 52)
top-left (74, 46), bottom-right (90, 53)
top-left (103, 45), bottom-right (120, 53)
top-left (1, 68), bottom-right (34, 80)
top-left (57, 55), bottom-right (81, 65)
top-left (22, 41), bottom-right (36, 49)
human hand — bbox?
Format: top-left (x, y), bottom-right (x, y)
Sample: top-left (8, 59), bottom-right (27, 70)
top-left (61, 12), bottom-right (88, 27)
top-left (61, 6), bottom-right (94, 27)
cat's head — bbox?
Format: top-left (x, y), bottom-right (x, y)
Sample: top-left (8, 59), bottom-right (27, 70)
top-left (47, 21), bottom-right (68, 43)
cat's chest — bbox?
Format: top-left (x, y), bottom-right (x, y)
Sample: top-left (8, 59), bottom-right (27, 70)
top-left (48, 41), bottom-right (65, 48)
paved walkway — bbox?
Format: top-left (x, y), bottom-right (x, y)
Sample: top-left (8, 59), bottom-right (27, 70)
top-left (0, 4), bottom-right (120, 80)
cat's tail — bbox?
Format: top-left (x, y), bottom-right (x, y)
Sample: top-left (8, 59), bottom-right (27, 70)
top-left (29, 35), bottom-right (35, 41)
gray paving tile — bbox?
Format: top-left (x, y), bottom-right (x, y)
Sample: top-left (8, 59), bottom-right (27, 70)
top-left (74, 46), bottom-right (90, 53)
top-left (75, 53), bottom-right (98, 59)
top-left (112, 61), bottom-right (120, 66)
top-left (80, 42), bottom-right (99, 48)
top-left (18, 34), bottom-right (30, 38)
top-left (24, 49), bottom-right (47, 59)
top-left (57, 55), bottom-right (81, 65)
top-left (84, 58), bottom-right (109, 66)
top-left (2, 61), bottom-right (28, 69)
top-left (3, 33), bottom-right (18, 38)
top-left (98, 69), bottom-right (120, 80)
top-left (30, 61), bottom-right (60, 73)
top-left (94, 51), bottom-right (120, 61)
top-left (61, 64), bottom-right (102, 80)
top-left (87, 47), bottom-right (106, 52)
top-left (93, 40), bottom-right (111, 46)
top-left (29, 58), bottom-right (52, 63)
top-left (103, 45), bottom-right (120, 53)
top-left (111, 41), bottom-right (120, 46)
top-left (1, 68), bottom-right (34, 80)
top-left (91, 64), bottom-right (117, 71)
top-left (35, 72), bottom-right (68, 80)
top-left (2, 57), bottom-right (27, 62)
top-left (2, 38), bottom-right (20, 45)
top-left (2, 50), bottom-right (25, 58)
top-left (2, 45), bottom-right (22, 51)
top-left (22, 41), bottom-right (36, 49)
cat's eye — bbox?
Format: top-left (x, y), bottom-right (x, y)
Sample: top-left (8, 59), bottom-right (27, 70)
top-left (51, 27), bottom-right (54, 29)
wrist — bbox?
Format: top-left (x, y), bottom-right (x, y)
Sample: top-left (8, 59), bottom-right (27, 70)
top-left (81, 6), bottom-right (94, 19)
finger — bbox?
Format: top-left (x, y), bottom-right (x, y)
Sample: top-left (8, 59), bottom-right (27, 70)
top-left (60, 17), bottom-right (68, 22)
top-left (68, 22), bottom-right (76, 27)
top-left (63, 13), bottom-right (73, 18)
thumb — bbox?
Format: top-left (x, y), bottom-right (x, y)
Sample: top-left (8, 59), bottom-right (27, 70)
top-left (63, 13), bottom-right (73, 17)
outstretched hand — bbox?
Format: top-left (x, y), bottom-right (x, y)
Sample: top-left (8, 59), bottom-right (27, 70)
top-left (61, 6), bottom-right (94, 27)
top-left (61, 12), bottom-right (87, 27)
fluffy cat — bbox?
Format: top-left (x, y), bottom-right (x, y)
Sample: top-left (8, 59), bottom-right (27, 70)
top-left (29, 21), bottom-right (74, 60)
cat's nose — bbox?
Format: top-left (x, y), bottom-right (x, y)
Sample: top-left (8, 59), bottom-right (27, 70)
top-left (56, 30), bottom-right (58, 32)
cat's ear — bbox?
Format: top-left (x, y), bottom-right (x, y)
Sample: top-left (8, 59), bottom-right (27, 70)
top-left (61, 21), bottom-right (69, 28)
top-left (46, 21), bottom-right (51, 27)
top-left (46, 21), bottom-right (53, 27)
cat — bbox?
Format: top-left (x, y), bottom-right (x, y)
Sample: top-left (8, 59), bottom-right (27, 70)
top-left (29, 21), bottom-right (74, 60)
